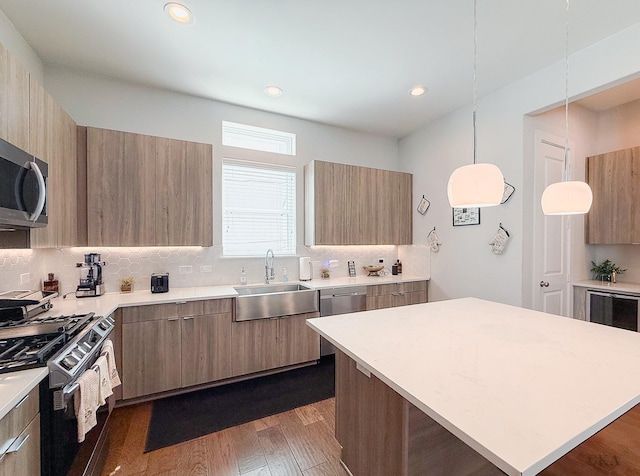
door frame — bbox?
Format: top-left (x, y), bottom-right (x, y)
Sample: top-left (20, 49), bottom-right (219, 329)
top-left (531, 130), bottom-right (574, 316)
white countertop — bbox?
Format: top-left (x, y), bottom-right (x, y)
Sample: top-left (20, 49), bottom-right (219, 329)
top-left (300, 274), bottom-right (428, 289)
top-left (307, 298), bottom-right (640, 476)
top-left (0, 368), bottom-right (48, 420)
top-left (1, 276), bottom-right (429, 416)
top-left (573, 279), bottom-right (640, 295)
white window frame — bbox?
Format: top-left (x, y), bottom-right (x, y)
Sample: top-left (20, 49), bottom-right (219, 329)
top-left (222, 159), bottom-right (296, 257)
top-left (222, 121), bottom-right (296, 156)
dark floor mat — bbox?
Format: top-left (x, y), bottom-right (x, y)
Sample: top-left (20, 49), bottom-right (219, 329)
top-left (145, 356), bottom-right (335, 452)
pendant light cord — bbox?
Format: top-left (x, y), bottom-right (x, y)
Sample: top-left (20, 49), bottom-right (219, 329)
top-left (564, 0), bottom-right (570, 181)
top-left (473, 0), bottom-right (478, 165)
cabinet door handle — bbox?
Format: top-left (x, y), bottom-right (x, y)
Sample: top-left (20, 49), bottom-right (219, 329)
top-left (15, 393), bottom-right (29, 408)
top-left (6, 434), bottom-right (30, 454)
top-left (183, 316), bottom-right (195, 321)
top-left (167, 317), bottom-right (180, 322)
top-left (176, 301), bottom-right (187, 304)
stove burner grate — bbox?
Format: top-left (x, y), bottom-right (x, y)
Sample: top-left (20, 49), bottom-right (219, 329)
top-left (0, 333), bottom-right (66, 374)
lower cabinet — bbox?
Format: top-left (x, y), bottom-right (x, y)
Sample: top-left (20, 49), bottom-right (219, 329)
top-left (231, 312), bottom-right (320, 376)
top-left (366, 281), bottom-right (428, 310)
top-left (119, 299), bottom-right (318, 400)
top-left (0, 387), bottom-right (40, 476)
top-left (120, 299), bottom-right (232, 400)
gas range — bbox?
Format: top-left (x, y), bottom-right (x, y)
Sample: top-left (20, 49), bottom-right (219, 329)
top-left (0, 312), bottom-right (114, 384)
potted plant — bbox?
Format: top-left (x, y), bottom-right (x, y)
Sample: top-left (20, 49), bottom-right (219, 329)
top-left (119, 276), bottom-right (135, 293)
top-left (590, 260), bottom-right (626, 282)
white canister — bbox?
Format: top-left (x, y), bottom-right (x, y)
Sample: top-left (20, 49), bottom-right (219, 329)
top-left (299, 257), bottom-right (312, 281)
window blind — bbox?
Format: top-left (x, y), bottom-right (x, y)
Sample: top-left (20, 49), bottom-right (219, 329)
top-left (222, 159), bottom-right (296, 257)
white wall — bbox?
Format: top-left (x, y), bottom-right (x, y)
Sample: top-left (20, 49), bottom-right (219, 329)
top-left (399, 22), bottom-right (640, 306)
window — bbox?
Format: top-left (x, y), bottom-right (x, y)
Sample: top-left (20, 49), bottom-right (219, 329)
top-left (222, 121), bottom-right (296, 156)
top-left (222, 159), bottom-right (296, 256)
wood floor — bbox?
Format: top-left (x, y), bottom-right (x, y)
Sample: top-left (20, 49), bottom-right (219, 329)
top-left (101, 398), bottom-right (348, 476)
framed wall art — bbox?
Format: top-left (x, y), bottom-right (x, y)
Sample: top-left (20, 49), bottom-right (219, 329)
top-left (452, 207), bottom-right (480, 226)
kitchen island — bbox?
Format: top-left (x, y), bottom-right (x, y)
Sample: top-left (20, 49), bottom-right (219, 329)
top-left (307, 298), bottom-right (640, 475)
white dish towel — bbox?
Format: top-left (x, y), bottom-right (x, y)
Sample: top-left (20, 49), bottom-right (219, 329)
top-left (95, 355), bottom-right (113, 406)
top-left (101, 339), bottom-right (121, 388)
top-left (74, 369), bottom-right (99, 442)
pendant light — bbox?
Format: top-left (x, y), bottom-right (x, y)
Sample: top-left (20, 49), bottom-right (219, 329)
top-left (541, 0), bottom-right (593, 215)
top-left (447, 0), bottom-right (504, 208)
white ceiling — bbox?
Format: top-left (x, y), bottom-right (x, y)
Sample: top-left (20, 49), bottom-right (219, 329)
top-left (2, 0), bottom-right (640, 138)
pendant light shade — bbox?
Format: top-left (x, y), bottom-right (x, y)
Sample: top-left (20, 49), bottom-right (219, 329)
top-left (541, 0), bottom-right (592, 216)
top-left (446, 0), bottom-right (504, 209)
top-left (541, 180), bottom-right (593, 215)
top-left (447, 163), bottom-right (504, 208)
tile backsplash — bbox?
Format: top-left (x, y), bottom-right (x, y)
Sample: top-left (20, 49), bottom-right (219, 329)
top-left (0, 245), bottom-right (430, 294)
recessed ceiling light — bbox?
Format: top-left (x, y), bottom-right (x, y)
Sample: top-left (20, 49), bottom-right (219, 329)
top-left (264, 86), bottom-right (283, 97)
top-left (164, 2), bottom-right (194, 24)
top-left (409, 85), bottom-right (428, 97)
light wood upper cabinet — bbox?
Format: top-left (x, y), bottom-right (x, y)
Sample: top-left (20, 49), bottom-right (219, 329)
top-left (87, 128), bottom-right (156, 246)
top-left (29, 78), bottom-right (78, 248)
top-left (305, 160), bottom-right (413, 245)
top-left (585, 147), bottom-right (640, 244)
top-left (86, 127), bottom-right (212, 247)
top-left (156, 138), bottom-right (213, 246)
top-left (0, 42), bottom-right (29, 152)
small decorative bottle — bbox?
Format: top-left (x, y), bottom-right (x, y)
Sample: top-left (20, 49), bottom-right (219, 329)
top-left (397, 259), bottom-right (403, 274)
top-left (43, 273), bottom-right (59, 293)
top-left (282, 268), bottom-right (288, 282)
top-left (240, 267), bottom-right (247, 285)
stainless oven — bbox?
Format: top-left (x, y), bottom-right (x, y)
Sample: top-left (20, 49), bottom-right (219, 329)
top-left (0, 136), bottom-right (48, 229)
top-left (41, 314), bottom-right (115, 476)
top-left (0, 307), bottom-right (115, 476)
top-left (586, 290), bottom-right (640, 332)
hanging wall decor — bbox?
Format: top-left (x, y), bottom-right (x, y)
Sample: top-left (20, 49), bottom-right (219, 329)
top-left (453, 207), bottom-right (480, 226)
top-left (489, 223), bottom-right (511, 255)
top-left (417, 195), bottom-right (431, 215)
top-left (501, 182), bottom-right (515, 204)
top-left (427, 227), bottom-right (441, 252)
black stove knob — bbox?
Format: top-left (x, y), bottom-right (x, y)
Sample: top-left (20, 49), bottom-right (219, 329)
top-left (61, 356), bottom-right (78, 370)
top-left (98, 322), bottom-right (109, 331)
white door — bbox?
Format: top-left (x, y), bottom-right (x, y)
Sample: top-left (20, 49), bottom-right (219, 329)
top-left (533, 131), bottom-right (572, 316)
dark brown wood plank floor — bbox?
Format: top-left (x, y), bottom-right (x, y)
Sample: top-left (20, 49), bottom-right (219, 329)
top-left (101, 398), bottom-right (348, 476)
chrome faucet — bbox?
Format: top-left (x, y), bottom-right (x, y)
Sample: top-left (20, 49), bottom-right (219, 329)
top-left (265, 249), bottom-right (275, 284)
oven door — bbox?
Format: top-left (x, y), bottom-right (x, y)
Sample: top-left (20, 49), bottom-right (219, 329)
top-left (40, 382), bottom-right (112, 476)
top-left (586, 291), bottom-right (640, 332)
top-left (0, 137), bottom-right (48, 229)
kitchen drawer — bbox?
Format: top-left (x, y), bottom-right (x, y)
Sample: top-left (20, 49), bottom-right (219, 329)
top-left (122, 304), bottom-right (179, 323)
top-left (0, 387), bottom-right (39, 460)
top-left (180, 299), bottom-right (232, 316)
top-left (0, 413), bottom-right (40, 476)
top-left (202, 298), bottom-right (233, 315)
top-left (367, 281), bottom-right (427, 297)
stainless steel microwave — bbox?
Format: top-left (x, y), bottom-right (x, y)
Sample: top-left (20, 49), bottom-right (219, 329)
top-left (0, 137), bottom-right (48, 229)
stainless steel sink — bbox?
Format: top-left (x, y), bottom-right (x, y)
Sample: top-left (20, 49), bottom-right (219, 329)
top-left (233, 283), bottom-right (318, 321)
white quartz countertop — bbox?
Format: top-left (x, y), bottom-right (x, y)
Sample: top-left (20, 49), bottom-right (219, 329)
top-left (573, 279), bottom-right (640, 295)
top-left (301, 274), bottom-right (428, 289)
top-left (1, 276), bottom-right (429, 422)
top-left (307, 297), bottom-right (640, 476)
top-left (0, 368), bottom-right (48, 420)
top-left (40, 275), bottom-right (429, 319)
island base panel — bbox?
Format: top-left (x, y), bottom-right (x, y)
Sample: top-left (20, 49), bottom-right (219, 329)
top-left (335, 350), bottom-right (502, 476)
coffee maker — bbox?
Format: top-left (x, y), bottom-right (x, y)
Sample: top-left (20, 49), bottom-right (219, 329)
top-left (75, 253), bottom-right (106, 298)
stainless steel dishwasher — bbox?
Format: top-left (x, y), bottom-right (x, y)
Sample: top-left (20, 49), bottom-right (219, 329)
top-left (319, 286), bottom-right (367, 356)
